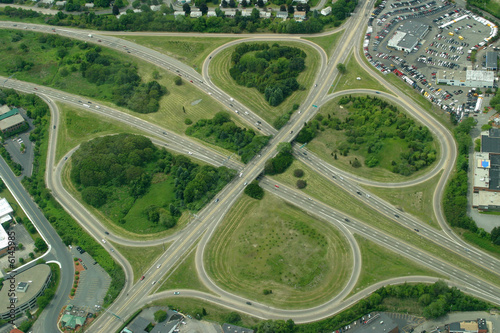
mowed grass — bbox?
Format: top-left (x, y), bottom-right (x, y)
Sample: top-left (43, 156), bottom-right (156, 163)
top-left (61, 163), bottom-right (193, 240)
top-left (209, 41), bottom-right (320, 125)
top-left (269, 159), bottom-right (500, 288)
top-left (149, 298), bottom-right (261, 328)
top-left (206, 194), bottom-right (352, 309)
top-left (159, 245), bottom-right (211, 294)
top-left (361, 171), bottom-right (443, 229)
top-left (330, 51), bottom-right (392, 94)
top-left (55, 103), bottom-right (149, 162)
top-left (303, 30), bottom-right (344, 56)
top-left (111, 242), bottom-right (169, 282)
top-left (350, 235), bottom-right (445, 296)
top-left (305, 96), bottom-right (439, 182)
top-left (117, 36), bottom-right (239, 72)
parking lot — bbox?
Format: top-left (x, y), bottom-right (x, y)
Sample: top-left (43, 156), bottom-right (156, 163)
top-left (364, 0), bottom-right (498, 120)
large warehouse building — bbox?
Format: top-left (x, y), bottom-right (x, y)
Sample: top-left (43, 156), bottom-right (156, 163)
top-left (436, 68), bottom-right (495, 88)
top-left (473, 129), bottom-right (500, 212)
top-left (387, 21), bottom-right (429, 53)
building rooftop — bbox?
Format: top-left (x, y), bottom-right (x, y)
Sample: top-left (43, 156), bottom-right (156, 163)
top-left (0, 105), bottom-right (10, 116)
top-left (449, 320), bottom-right (478, 332)
top-left (127, 317), bottom-right (150, 333)
top-left (399, 20), bottom-right (429, 37)
top-left (0, 264), bottom-right (51, 311)
top-left (486, 51), bottom-right (498, 69)
top-left (222, 323), bottom-right (254, 333)
top-left (0, 114), bottom-right (25, 132)
top-left (351, 313), bottom-right (398, 333)
top-left (482, 129), bottom-right (500, 153)
top-left (0, 223), bottom-right (9, 251)
top-left (474, 152), bottom-right (490, 189)
top-left (466, 69), bottom-right (495, 82)
top-left (489, 153), bottom-right (500, 191)
top-left (16, 282), bottom-right (29, 293)
top-left (436, 70), bottom-right (467, 82)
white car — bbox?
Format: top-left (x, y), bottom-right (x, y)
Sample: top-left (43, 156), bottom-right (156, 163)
top-left (102, 239), bottom-right (106, 243)
top-left (157, 264), bottom-right (161, 269)
top-left (188, 152), bottom-right (193, 155)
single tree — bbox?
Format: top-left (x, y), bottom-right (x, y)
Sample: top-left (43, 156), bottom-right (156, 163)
top-left (337, 63), bottom-right (347, 74)
top-left (183, 2), bottom-right (191, 14)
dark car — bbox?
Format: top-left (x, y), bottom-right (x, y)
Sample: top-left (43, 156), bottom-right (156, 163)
top-left (246, 302), bottom-right (252, 305)
top-left (344, 218), bottom-right (350, 222)
top-left (394, 214), bottom-right (400, 218)
top-left (105, 231), bottom-right (109, 235)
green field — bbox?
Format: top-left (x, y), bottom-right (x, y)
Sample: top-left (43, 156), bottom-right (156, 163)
top-left (330, 52), bottom-right (392, 94)
top-left (149, 297), bottom-right (261, 328)
top-left (112, 242), bottom-right (169, 282)
top-left (209, 41), bottom-right (320, 125)
top-left (117, 36), bottom-right (239, 72)
top-left (351, 235), bottom-right (445, 296)
top-left (159, 244), bottom-right (211, 294)
top-left (305, 96), bottom-right (439, 182)
top-left (362, 171), bottom-right (443, 229)
top-left (61, 163), bottom-right (193, 240)
top-left (206, 194), bottom-right (352, 309)
top-left (55, 103), bottom-right (149, 162)
top-left (303, 30), bottom-right (343, 56)
top-left (269, 159), bottom-right (500, 287)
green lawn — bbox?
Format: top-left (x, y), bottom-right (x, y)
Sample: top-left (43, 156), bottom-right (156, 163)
top-left (302, 30), bottom-right (343, 57)
top-left (361, 171), bottom-right (443, 229)
top-left (205, 194), bottom-right (352, 309)
top-left (350, 235), bottom-right (445, 296)
top-left (330, 51), bottom-right (392, 94)
top-left (305, 96), bottom-right (440, 182)
top-left (159, 244), bottom-right (212, 294)
top-left (117, 36), bottom-right (239, 72)
top-left (55, 103), bottom-right (149, 162)
top-left (269, 159), bottom-right (500, 288)
top-left (111, 242), bottom-right (169, 282)
top-left (149, 298), bottom-right (261, 328)
top-left (209, 41), bottom-right (320, 126)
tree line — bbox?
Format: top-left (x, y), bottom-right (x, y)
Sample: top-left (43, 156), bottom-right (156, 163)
top-left (229, 43), bottom-right (306, 107)
top-left (296, 96), bottom-right (436, 176)
top-left (71, 134), bottom-right (236, 229)
top-left (185, 111), bottom-right (270, 163)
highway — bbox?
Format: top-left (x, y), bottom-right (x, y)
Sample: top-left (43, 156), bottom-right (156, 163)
top-left (1, 0), bottom-right (500, 330)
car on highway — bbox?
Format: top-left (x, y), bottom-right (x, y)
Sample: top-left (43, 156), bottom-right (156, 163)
top-left (375, 91), bottom-right (381, 94)
top-left (414, 229), bottom-right (419, 232)
top-left (173, 291), bottom-right (180, 295)
top-left (214, 198), bottom-right (219, 203)
top-left (34, 87), bottom-right (37, 90)
top-left (152, 281), bottom-right (156, 285)
top-left (141, 275), bottom-right (145, 281)
top-left (188, 152), bottom-right (193, 155)
top-left (244, 182), bottom-right (247, 186)
top-left (96, 105), bottom-right (100, 109)
top-left (97, 39), bottom-right (101, 42)
top-left (274, 185), bottom-right (279, 188)
top-left (246, 302), bottom-right (252, 305)
top-left (102, 239), bottom-right (106, 243)
top-left (157, 264), bottom-right (161, 268)
top-left (190, 80), bottom-right (193, 83)
top-left (344, 218), bottom-right (350, 222)
top-left (394, 214), bottom-right (400, 218)
top-left (104, 231), bottom-right (109, 235)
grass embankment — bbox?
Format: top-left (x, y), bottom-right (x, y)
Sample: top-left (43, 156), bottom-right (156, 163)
top-left (209, 41), bottom-right (320, 126)
top-left (351, 235), bottom-right (445, 296)
top-left (61, 162), bottom-right (193, 240)
top-left (55, 103), bottom-right (149, 162)
top-left (270, 160), bottom-right (500, 288)
top-left (330, 52), bottom-right (392, 94)
top-left (361, 171), bottom-right (443, 229)
top-left (149, 298), bottom-right (261, 328)
top-left (111, 242), bottom-right (169, 282)
top-left (302, 30), bottom-right (343, 57)
top-left (206, 194), bottom-right (352, 309)
top-left (304, 96), bottom-right (439, 182)
top-left (159, 244), bottom-right (211, 294)
top-left (117, 36), bottom-right (239, 72)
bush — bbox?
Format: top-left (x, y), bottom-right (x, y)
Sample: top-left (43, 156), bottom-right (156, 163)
top-left (293, 169), bottom-right (304, 177)
top-left (174, 76), bottom-right (182, 85)
top-left (296, 179), bottom-right (307, 189)
top-left (244, 181), bottom-right (264, 200)
top-left (184, 118), bottom-right (192, 125)
top-left (154, 310), bottom-right (168, 323)
top-left (352, 158), bottom-right (361, 168)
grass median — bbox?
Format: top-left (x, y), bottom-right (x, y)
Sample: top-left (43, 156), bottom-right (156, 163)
top-left (303, 30), bottom-right (344, 57)
top-left (205, 194), bottom-right (353, 309)
top-left (209, 41), bottom-right (320, 126)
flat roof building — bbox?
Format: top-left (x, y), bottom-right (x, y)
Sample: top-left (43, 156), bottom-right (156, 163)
top-left (436, 69), bottom-right (495, 88)
top-left (222, 323), bottom-right (254, 333)
top-left (473, 130), bottom-right (500, 211)
top-left (387, 21), bottom-right (429, 53)
top-left (486, 51), bottom-right (498, 71)
top-left (351, 313), bottom-right (398, 333)
top-left (0, 107), bottom-right (27, 136)
top-left (0, 264), bottom-right (52, 320)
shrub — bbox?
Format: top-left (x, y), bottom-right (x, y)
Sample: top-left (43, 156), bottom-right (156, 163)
top-left (184, 118), bottom-right (193, 125)
top-left (174, 76), bottom-right (182, 85)
top-left (244, 181), bottom-right (264, 200)
top-left (293, 169), bottom-right (304, 177)
top-left (296, 179), bottom-right (307, 189)
top-left (352, 158), bottom-right (361, 168)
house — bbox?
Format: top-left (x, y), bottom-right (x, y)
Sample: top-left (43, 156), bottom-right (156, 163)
top-left (207, 10), bottom-right (217, 17)
top-left (320, 6), bottom-right (331, 15)
top-left (55, 0), bottom-right (66, 6)
top-left (293, 10), bottom-right (306, 20)
top-left (150, 5), bottom-right (161, 11)
top-left (177, 0), bottom-right (191, 3)
top-left (84, 2), bottom-right (94, 8)
top-left (259, 10), bottom-right (271, 18)
top-left (174, 10), bottom-right (185, 16)
top-left (133, 8), bottom-right (142, 13)
top-left (39, 0), bottom-right (54, 4)
top-left (292, 0), bottom-right (309, 3)
top-left (222, 323), bottom-right (254, 333)
top-left (276, 11), bottom-right (288, 19)
top-left (241, 9), bottom-right (252, 16)
top-left (223, 9), bottom-right (237, 17)
top-left (190, 10), bottom-right (202, 17)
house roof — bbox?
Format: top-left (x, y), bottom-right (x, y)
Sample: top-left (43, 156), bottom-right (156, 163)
top-left (0, 113), bottom-right (25, 132)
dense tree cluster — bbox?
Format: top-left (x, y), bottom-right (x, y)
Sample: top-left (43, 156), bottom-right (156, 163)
top-left (244, 181), bottom-right (264, 199)
top-left (296, 96), bottom-right (436, 176)
top-left (71, 134), bottom-right (235, 228)
top-left (185, 112), bottom-right (270, 163)
top-left (229, 43), bottom-right (306, 106)
top-left (5, 32), bottom-right (166, 114)
top-left (253, 281), bottom-right (490, 332)
top-left (264, 142), bottom-right (294, 175)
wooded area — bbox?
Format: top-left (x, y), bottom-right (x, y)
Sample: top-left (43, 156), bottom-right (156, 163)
top-left (185, 112), bottom-right (270, 163)
top-left (229, 43), bottom-right (306, 107)
top-left (70, 134), bottom-right (235, 230)
top-left (296, 96), bottom-right (436, 176)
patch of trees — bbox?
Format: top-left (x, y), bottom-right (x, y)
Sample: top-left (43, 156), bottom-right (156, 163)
top-left (296, 96), bottom-right (436, 176)
top-left (264, 142), bottom-right (294, 175)
top-left (229, 43), bottom-right (306, 107)
top-left (254, 280), bottom-right (490, 332)
top-left (4, 32), bottom-right (166, 114)
top-left (185, 112), bottom-right (270, 163)
top-left (244, 181), bottom-right (264, 199)
top-left (71, 134), bottom-right (236, 227)
top-left (274, 103), bottom-right (299, 129)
